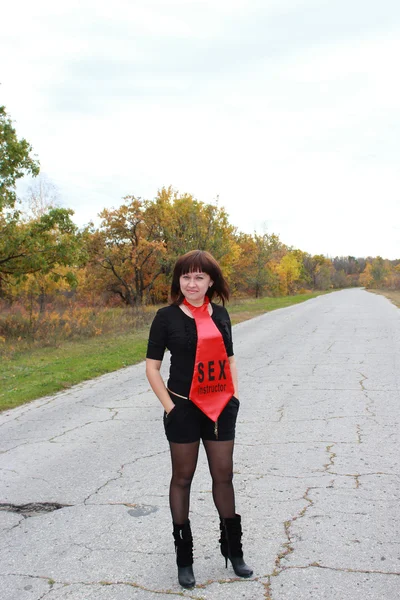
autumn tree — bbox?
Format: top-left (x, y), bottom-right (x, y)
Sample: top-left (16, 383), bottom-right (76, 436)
top-left (232, 232), bottom-right (284, 297)
top-left (92, 197), bottom-right (166, 306)
top-left (315, 259), bottom-right (333, 290)
top-left (331, 256), bottom-right (366, 288)
top-left (390, 263), bottom-right (400, 290)
top-left (86, 188), bottom-right (241, 305)
top-left (359, 262), bottom-right (373, 287)
top-left (299, 254), bottom-right (333, 290)
top-left (230, 233), bottom-right (258, 295)
top-left (331, 269), bottom-right (349, 288)
top-left (371, 257), bottom-right (388, 287)
top-left (148, 186), bottom-right (238, 277)
top-left (290, 249), bottom-right (315, 289)
top-left (274, 252), bottom-right (302, 295)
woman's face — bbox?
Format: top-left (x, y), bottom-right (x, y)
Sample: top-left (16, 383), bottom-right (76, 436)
top-left (179, 271), bottom-right (213, 306)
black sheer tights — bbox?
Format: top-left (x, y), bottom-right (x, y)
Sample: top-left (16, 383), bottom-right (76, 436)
top-left (169, 440), bottom-right (235, 524)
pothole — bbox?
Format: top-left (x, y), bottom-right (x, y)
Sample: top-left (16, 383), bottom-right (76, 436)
top-left (0, 502), bottom-right (70, 517)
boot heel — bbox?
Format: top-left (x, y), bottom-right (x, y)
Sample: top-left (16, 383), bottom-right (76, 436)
top-left (229, 555), bottom-right (253, 578)
top-left (219, 514), bottom-right (253, 578)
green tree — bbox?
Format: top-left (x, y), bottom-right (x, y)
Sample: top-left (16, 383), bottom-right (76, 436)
top-left (0, 208), bottom-right (82, 289)
top-left (0, 105), bottom-right (40, 210)
top-left (0, 107), bottom-right (82, 296)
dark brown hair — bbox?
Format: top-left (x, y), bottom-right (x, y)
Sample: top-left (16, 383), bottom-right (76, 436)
top-left (170, 250), bottom-right (230, 305)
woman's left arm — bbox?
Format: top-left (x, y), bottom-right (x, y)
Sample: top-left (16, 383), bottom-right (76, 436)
top-left (229, 355), bottom-right (239, 399)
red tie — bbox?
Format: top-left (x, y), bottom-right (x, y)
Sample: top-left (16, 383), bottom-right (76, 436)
top-left (184, 297), bottom-right (234, 422)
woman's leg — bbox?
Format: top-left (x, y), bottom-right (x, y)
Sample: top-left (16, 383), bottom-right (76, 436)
top-left (203, 439), bottom-right (235, 518)
top-left (169, 441), bottom-right (200, 523)
top-left (203, 439), bottom-right (253, 577)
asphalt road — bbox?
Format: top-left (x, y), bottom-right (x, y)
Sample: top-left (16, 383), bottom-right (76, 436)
top-left (1, 288), bottom-right (399, 600)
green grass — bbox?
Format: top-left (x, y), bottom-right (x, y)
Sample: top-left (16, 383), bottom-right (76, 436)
top-left (1, 331), bottom-right (149, 411)
top-left (0, 291), bottom-right (328, 412)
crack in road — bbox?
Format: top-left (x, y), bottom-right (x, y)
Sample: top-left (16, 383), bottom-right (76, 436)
top-left (1, 414), bottom-right (119, 454)
top-left (277, 406), bottom-right (284, 422)
top-left (272, 487), bottom-right (314, 577)
top-left (48, 415), bottom-right (119, 443)
top-left (322, 444), bottom-right (336, 472)
top-left (0, 440), bottom-right (43, 455)
top-left (329, 471), bottom-right (394, 486)
top-left (358, 372), bottom-right (368, 391)
top-left (364, 390), bottom-right (378, 421)
top-left (0, 396), bottom-right (59, 426)
top-left (37, 584), bottom-right (60, 600)
top-left (83, 449), bottom-right (169, 503)
top-left (1, 515), bottom-right (25, 533)
top-left (262, 577), bottom-right (273, 599)
top-left (283, 563), bottom-right (400, 576)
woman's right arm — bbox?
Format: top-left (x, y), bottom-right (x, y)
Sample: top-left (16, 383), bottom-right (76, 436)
top-left (145, 358), bottom-right (175, 414)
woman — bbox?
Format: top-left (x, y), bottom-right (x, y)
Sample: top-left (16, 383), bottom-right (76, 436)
top-left (146, 250), bottom-right (252, 589)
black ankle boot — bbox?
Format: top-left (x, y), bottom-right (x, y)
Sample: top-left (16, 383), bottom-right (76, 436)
top-left (173, 520), bottom-right (195, 588)
top-left (219, 514), bottom-right (253, 578)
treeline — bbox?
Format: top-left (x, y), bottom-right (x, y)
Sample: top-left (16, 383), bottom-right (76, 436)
top-left (2, 184), bottom-right (400, 310)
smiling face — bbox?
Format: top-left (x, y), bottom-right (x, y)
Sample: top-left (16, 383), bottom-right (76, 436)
top-left (179, 271), bottom-right (213, 306)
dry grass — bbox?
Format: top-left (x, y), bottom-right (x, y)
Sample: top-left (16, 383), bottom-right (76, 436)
top-left (368, 289), bottom-right (400, 309)
top-left (0, 302), bottom-right (157, 359)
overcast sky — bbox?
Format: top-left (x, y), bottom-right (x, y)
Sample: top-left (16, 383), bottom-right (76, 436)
top-left (2, 0), bottom-right (400, 259)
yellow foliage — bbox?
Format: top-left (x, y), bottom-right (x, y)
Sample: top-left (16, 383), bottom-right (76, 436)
top-left (359, 263), bottom-right (374, 287)
top-left (272, 253), bottom-right (302, 295)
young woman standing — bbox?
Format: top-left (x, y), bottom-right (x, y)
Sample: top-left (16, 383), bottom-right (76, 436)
top-left (146, 250), bottom-right (252, 588)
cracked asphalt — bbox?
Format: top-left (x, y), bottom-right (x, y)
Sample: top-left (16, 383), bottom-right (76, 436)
top-left (1, 288), bottom-right (400, 599)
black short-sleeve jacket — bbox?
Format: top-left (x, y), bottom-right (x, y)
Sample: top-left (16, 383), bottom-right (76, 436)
top-left (146, 303), bottom-right (234, 397)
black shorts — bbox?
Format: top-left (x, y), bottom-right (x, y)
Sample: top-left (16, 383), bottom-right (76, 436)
top-left (163, 392), bottom-right (240, 443)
